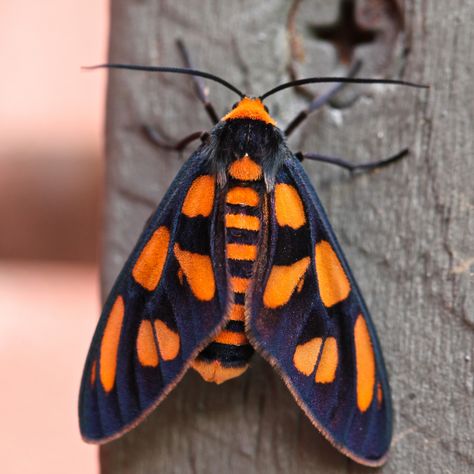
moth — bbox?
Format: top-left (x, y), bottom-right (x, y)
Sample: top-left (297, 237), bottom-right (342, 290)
top-left (80, 46), bottom-right (425, 466)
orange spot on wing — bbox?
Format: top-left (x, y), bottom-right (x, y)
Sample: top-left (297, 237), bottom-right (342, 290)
top-left (225, 213), bottom-right (261, 231)
top-left (226, 243), bottom-right (257, 261)
top-left (315, 240), bottom-right (351, 307)
top-left (226, 186), bottom-right (260, 207)
top-left (263, 257), bottom-right (310, 308)
top-left (136, 320), bottom-right (159, 367)
top-left (222, 97), bottom-right (276, 125)
top-left (293, 337), bottom-right (322, 376)
top-left (230, 276), bottom-right (250, 293)
top-left (228, 154), bottom-right (262, 181)
top-left (274, 184), bottom-right (306, 229)
top-left (100, 296), bottom-right (125, 392)
top-left (90, 360), bottom-right (97, 386)
top-left (354, 315), bottom-right (376, 412)
top-left (229, 304), bottom-right (245, 321)
top-left (377, 382), bottom-right (383, 408)
top-left (177, 268), bottom-right (184, 285)
top-left (132, 226), bottom-right (170, 291)
top-left (182, 175), bottom-right (215, 217)
top-left (174, 244), bottom-right (216, 301)
top-left (154, 320), bottom-right (180, 361)
top-left (214, 330), bottom-right (248, 345)
top-left (315, 337), bottom-right (338, 383)
top-left (192, 359), bottom-right (249, 384)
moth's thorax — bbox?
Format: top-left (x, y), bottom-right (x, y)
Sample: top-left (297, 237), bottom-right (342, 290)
top-left (208, 117), bottom-right (291, 191)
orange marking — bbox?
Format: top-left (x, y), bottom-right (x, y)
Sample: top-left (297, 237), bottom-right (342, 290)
top-left (181, 175), bottom-right (215, 218)
top-left (315, 240), bottom-right (351, 307)
top-left (174, 244), bottom-right (216, 301)
top-left (100, 296), bottom-right (125, 392)
top-left (293, 337), bottom-right (322, 376)
top-left (136, 320), bottom-right (159, 367)
top-left (225, 213), bottom-right (261, 231)
top-left (230, 276), bottom-right (250, 293)
top-left (315, 337), bottom-right (338, 383)
top-left (222, 97), bottom-right (276, 125)
top-left (192, 359), bottom-right (249, 384)
top-left (228, 154), bottom-right (263, 181)
top-left (90, 360), bottom-right (97, 386)
top-left (274, 183), bottom-right (306, 229)
top-left (377, 382), bottom-right (383, 408)
top-left (229, 304), bottom-right (245, 321)
top-left (154, 320), bottom-right (180, 361)
top-left (227, 243), bottom-right (257, 261)
top-left (263, 257), bottom-right (310, 308)
top-left (354, 315), bottom-right (376, 412)
top-left (177, 268), bottom-right (184, 285)
top-left (214, 330), bottom-right (248, 345)
top-left (132, 226), bottom-right (170, 291)
top-left (226, 186), bottom-right (260, 207)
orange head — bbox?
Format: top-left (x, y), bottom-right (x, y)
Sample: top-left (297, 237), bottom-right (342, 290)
top-left (222, 97), bottom-right (276, 126)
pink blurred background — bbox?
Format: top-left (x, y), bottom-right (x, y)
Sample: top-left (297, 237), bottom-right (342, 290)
top-left (0, 1), bottom-right (108, 472)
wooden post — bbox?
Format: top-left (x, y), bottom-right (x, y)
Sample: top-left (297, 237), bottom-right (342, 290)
top-left (99, 1), bottom-right (474, 472)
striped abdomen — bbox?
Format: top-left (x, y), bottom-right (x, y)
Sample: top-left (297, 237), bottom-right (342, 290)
top-left (192, 154), bottom-right (263, 384)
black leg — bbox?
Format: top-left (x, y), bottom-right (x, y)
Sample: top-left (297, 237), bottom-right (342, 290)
top-left (176, 39), bottom-right (220, 124)
top-left (296, 148), bottom-right (409, 172)
top-left (284, 60), bottom-right (362, 137)
top-left (143, 126), bottom-right (209, 151)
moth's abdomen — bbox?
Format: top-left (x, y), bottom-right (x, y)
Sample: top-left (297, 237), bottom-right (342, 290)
top-left (192, 154), bottom-right (263, 384)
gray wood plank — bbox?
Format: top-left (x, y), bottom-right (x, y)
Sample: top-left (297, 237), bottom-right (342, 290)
top-left (99, 1), bottom-right (474, 472)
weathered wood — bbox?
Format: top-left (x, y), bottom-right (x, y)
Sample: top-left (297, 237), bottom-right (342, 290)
top-left (99, 1), bottom-right (474, 472)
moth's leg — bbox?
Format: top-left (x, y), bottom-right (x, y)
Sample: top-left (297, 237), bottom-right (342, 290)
top-left (143, 127), bottom-right (210, 152)
top-left (284, 60), bottom-right (361, 137)
top-left (176, 39), bottom-right (220, 124)
top-left (295, 148), bottom-right (408, 172)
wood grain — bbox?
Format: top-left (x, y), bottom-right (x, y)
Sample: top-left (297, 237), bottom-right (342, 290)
top-left (99, 1), bottom-right (474, 472)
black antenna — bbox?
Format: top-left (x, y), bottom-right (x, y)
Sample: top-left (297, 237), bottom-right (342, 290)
top-left (260, 76), bottom-right (429, 100)
top-left (83, 64), bottom-right (245, 98)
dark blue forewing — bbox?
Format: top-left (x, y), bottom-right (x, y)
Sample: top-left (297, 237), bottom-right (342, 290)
top-left (79, 150), bottom-right (227, 443)
top-left (248, 157), bottom-right (392, 466)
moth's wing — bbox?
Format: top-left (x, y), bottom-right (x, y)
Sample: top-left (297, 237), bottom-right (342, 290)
top-left (79, 150), bottom-right (227, 443)
top-left (248, 158), bottom-right (392, 466)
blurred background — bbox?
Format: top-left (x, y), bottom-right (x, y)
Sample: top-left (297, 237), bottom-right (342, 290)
top-left (0, 1), bottom-right (107, 472)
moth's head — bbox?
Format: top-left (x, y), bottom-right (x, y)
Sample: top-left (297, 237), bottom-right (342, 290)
top-left (222, 97), bottom-right (276, 126)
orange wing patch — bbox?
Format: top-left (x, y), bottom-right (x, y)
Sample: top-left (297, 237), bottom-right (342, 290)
top-left (154, 320), bottom-right (180, 361)
top-left (354, 315), bottom-right (376, 412)
top-left (228, 154), bottom-right (262, 181)
top-left (377, 382), bottom-right (383, 409)
top-left (315, 337), bottom-right (338, 383)
top-left (274, 184), bottom-right (306, 229)
top-left (90, 360), bottom-right (97, 386)
top-left (293, 336), bottom-right (338, 383)
top-left (174, 244), bottom-right (216, 301)
top-left (136, 320), bottom-right (159, 367)
top-left (293, 337), bottom-right (322, 376)
top-left (315, 240), bottom-right (351, 307)
top-left (132, 226), bottom-right (170, 291)
top-left (263, 257), bottom-right (310, 308)
top-left (192, 359), bottom-right (249, 384)
top-left (100, 295), bottom-right (125, 392)
top-left (226, 186), bottom-right (260, 207)
top-left (181, 175), bottom-right (215, 218)
top-left (225, 213), bottom-right (260, 231)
